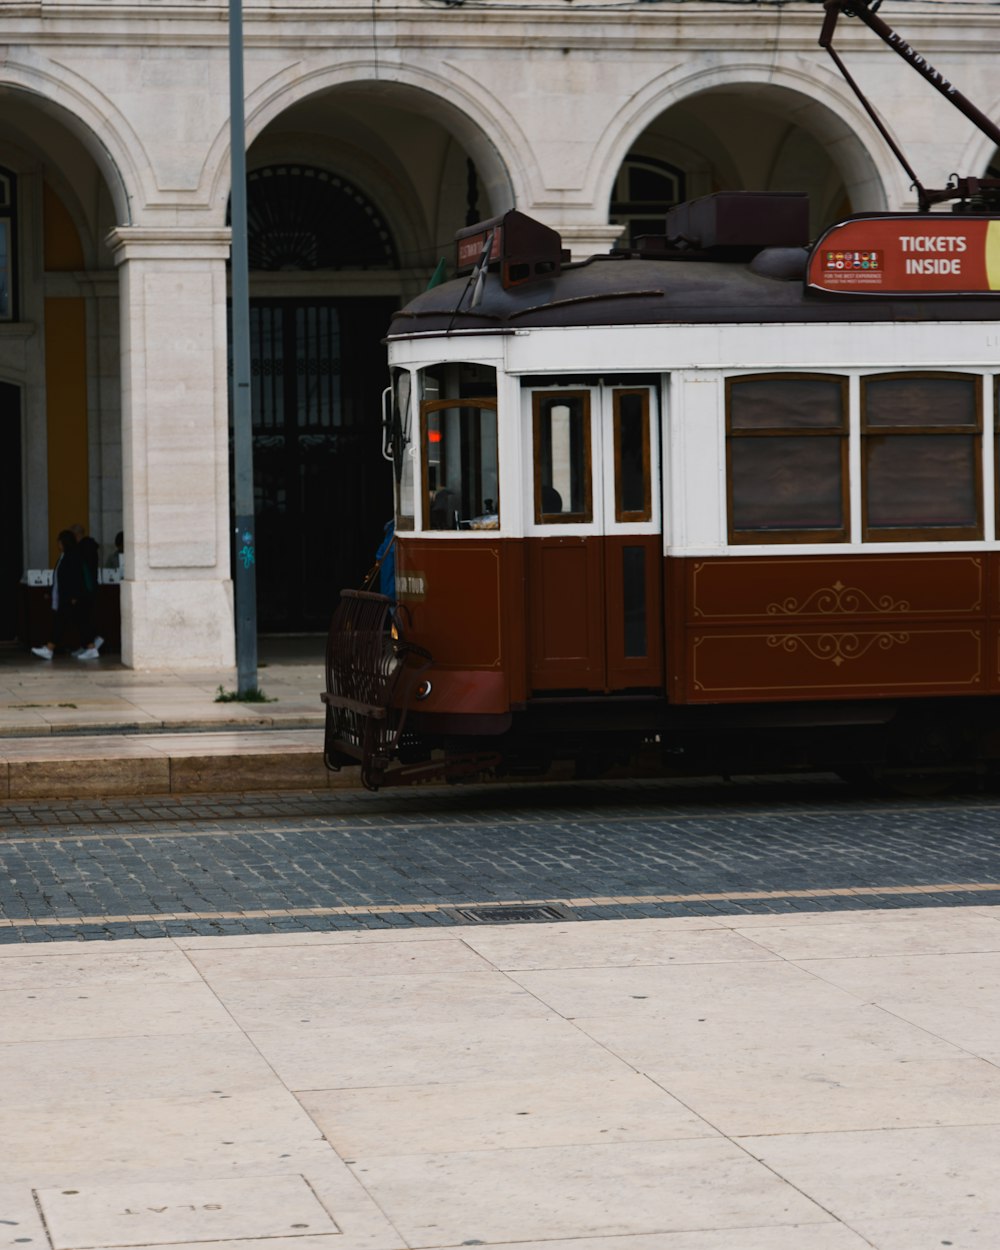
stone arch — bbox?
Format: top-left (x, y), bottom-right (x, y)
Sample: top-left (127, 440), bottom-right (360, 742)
top-left (200, 67), bottom-right (525, 632)
top-left (593, 61), bottom-right (896, 239)
top-left (205, 63), bottom-right (522, 234)
top-left (0, 57), bottom-right (141, 225)
top-left (0, 67), bottom-right (137, 598)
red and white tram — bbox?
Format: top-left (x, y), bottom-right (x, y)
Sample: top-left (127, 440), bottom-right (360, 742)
top-left (322, 192), bottom-right (1000, 790)
top-left (322, 0), bottom-right (1000, 791)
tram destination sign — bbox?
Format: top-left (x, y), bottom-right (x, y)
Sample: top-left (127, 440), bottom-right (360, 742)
top-left (807, 215), bottom-right (1000, 296)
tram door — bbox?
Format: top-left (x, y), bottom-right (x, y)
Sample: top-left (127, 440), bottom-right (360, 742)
top-left (524, 385), bottom-right (662, 693)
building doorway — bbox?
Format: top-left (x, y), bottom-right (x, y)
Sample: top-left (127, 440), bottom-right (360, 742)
top-left (240, 164), bottom-right (400, 632)
top-left (249, 296), bottom-right (395, 631)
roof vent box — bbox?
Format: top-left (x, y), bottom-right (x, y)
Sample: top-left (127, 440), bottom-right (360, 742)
top-left (665, 192), bottom-right (810, 250)
top-left (455, 210), bottom-right (569, 287)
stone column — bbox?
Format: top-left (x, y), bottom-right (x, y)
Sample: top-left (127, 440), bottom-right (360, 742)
top-left (107, 227), bottom-right (236, 669)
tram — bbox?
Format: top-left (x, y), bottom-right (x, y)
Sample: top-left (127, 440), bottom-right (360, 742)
top-left (322, 1), bottom-right (1000, 791)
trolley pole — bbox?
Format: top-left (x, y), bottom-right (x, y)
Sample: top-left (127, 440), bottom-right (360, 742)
top-left (229, 0), bottom-right (258, 694)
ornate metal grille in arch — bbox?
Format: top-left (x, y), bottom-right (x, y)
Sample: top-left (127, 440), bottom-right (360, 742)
top-left (246, 165), bottom-right (398, 271)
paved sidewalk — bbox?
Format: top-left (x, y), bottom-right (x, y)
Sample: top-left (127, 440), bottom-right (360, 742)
top-left (0, 638), bottom-right (338, 798)
top-left (2, 906), bottom-right (999, 1250)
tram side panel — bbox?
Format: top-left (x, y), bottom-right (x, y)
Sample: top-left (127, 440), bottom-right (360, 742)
top-left (666, 551), bottom-right (990, 704)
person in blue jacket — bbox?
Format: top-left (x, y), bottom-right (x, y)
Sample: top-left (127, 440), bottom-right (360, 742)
top-left (376, 520), bottom-right (395, 598)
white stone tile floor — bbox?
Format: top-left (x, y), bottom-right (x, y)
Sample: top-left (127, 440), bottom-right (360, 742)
top-left (2, 910), bottom-right (1000, 1250)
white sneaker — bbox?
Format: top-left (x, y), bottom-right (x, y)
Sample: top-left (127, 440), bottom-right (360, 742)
top-left (76, 647), bottom-right (100, 660)
top-left (31, 645), bottom-right (54, 660)
top-left (93, 636), bottom-right (104, 651)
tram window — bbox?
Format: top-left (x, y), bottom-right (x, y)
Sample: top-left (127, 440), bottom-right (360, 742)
top-left (533, 391), bottom-right (592, 523)
top-left (727, 375), bottom-right (847, 543)
top-left (614, 390), bottom-right (651, 522)
top-left (419, 361), bottom-right (497, 403)
top-left (862, 374), bottom-right (981, 540)
top-left (421, 400), bottom-right (499, 531)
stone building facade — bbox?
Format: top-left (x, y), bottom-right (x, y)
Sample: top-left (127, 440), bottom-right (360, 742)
top-left (0, 0), bottom-right (997, 667)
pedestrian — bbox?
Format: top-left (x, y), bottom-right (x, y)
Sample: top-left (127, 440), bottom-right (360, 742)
top-left (70, 522), bottom-right (103, 659)
top-left (30, 530), bottom-right (93, 660)
top-left (105, 530), bottom-right (124, 573)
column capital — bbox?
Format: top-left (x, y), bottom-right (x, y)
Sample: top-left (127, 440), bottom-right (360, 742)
top-left (106, 226), bottom-right (232, 266)
top-left (553, 223), bottom-right (626, 260)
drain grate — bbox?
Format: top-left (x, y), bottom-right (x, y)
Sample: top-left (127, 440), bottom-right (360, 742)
top-left (450, 904), bottom-right (574, 924)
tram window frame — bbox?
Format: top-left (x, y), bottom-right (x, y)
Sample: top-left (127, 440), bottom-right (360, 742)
top-left (532, 390), bottom-right (593, 524)
top-left (726, 373), bottom-right (849, 544)
top-left (420, 396), bottom-right (499, 532)
top-left (613, 389), bottom-right (652, 523)
top-left (861, 372), bottom-right (982, 542)
top-left (392, 368), bottom-right (415, 532)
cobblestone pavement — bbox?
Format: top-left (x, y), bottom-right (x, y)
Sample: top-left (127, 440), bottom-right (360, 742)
top-left (2, 774), bottom-right (1000, 942)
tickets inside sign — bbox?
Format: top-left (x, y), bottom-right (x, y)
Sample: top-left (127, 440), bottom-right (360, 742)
top-left (807, 215), bottom-right (1000, 295)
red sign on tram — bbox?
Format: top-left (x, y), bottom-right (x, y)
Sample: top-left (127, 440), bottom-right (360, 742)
top-left (807, 215), bottom-right (1000, 296)
top-left (457, 226), bottom-right (502, 271)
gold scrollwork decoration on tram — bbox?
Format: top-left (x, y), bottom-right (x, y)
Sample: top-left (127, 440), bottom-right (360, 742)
top-left (767, 631), bottom-right (911, 667)
top-left (767, 581), bottom-right (910, 617)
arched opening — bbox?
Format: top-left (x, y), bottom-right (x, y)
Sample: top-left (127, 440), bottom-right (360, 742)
top-left (242, 89), bottom-right (510, 631)
top-left (610, 85), bottom-right (882, 243)
top-left (0, 93), bottom-right (123, 650)
top-left (610, 155), bottom-right (687, 249)
top-left (239, 164), bottom-right (402, 631)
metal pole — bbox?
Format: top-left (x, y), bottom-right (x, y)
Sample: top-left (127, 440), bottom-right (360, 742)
top-left (228, 0), bottom-right (258, 693)
top-left (824, 1), bottom-right (1000, 152)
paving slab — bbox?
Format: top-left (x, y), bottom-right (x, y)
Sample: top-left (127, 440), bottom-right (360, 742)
top-left (184, 936), bottom-right (495, 982)
top-left (344, 1138), bottom-right (834, 1245)
top-left (734, 912), bottom-right (1000, 958)
top-left (36, 1176), bottom-right (339, 1249)
top-left (461, 921), bottom-right (778, 970)
top-left (302, 1069), bottom-right (715, 1156)
top-left (647, 1056), bottom-right (1000, 1136)
top-left (848, 1216), bottom-right (1000, 1249)
top-left (246, 1014), bottom-right (629, 1093)
top-left (740, 1124), bottom-right (1000, 1223)
top-left (570, 1000), bottom-right (970, 1074)
top-left (210, 969), bottom-right (555, 1033)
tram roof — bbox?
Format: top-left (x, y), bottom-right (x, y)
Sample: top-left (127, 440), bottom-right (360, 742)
top-left (388, 250), bottom-right (1000, 338)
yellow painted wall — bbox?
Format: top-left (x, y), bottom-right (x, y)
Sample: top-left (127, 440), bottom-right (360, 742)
top-left (43, 184), bottom-right (88, 560)
top-left (44, 298), bottom-right (88, 559)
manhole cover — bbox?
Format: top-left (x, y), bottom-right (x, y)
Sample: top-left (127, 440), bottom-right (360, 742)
top-left (451, 904), bottom-right (574, 924)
